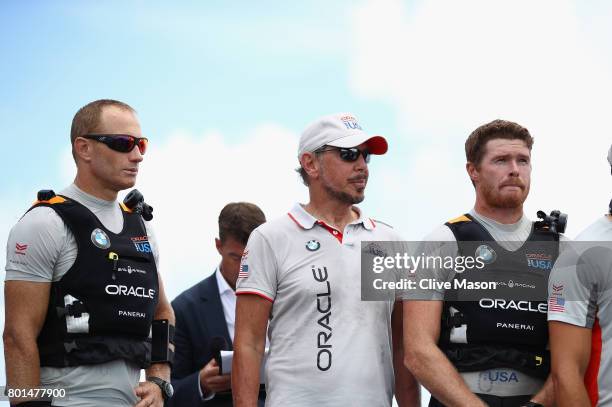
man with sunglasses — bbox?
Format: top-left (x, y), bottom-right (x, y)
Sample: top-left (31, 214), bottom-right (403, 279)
top-left (4, 99), bottom-right (174, 407)
top-left (232, 113), bottom-right (420, 406)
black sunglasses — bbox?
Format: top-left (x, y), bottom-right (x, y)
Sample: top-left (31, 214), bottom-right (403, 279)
top-left (316, 146), bottom-right (370, 163)
top-left (82, 134), bottom-right (148, 154)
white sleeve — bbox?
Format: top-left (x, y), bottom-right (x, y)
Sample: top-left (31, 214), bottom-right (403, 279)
top-left (423, 223), bottom-right (458, 243)
top-left (235, 229), bottom-right (277, 302)
top-left (547, 245), bottom-right (600, 328)
top-left (400, 224), bottom-right (458, 301)
top-left (4, 207), bottom-right (68, 282)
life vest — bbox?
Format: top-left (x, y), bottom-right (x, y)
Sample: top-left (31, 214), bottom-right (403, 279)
top-left (439, 214), bottom-right (559, 379)
top-left (32, 192), bottom-right (159, 368)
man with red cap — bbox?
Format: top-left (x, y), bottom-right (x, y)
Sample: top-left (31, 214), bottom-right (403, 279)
top-left (231, 113), bottom-right (419, 406)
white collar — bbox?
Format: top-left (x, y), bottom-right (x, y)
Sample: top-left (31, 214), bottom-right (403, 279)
top-left (287, 203), bottom-right (375, 230)
top-left (215, 267), bottom-right (234, 295)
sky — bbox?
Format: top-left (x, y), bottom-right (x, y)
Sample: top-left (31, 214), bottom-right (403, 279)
top-left (1, 1), bottom-right (611, 404)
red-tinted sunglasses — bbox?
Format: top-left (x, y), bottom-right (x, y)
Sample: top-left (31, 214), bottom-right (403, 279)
top-left (82, 134), bottom-right (148, 154)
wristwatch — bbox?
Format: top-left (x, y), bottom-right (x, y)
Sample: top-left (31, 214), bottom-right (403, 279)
top-left (147, 376), bottom-right (174, 400)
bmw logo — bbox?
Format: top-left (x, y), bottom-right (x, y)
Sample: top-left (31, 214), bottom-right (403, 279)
top-left (475, 245), bottom-right (497, 264)
top-left (91, 228), bottom-right (111, 249)
top-left (306, 240), bottom-right (320, 251)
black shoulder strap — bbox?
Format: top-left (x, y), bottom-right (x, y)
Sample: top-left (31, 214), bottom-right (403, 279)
top-left (445, 213), bottom-right (494, 242)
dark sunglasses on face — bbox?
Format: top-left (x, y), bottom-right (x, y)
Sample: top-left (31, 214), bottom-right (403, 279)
top-left (316, 146), bottom-right (370, 163)
top-left (82, 134), bottom-right (148, 154)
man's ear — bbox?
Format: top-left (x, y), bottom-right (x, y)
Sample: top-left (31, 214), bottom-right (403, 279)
top-left (74, 138), bottom-right (93, 163)
top-left (215, 238), bottom-right (223, 255)
top-left (300, 152), bottom-right (320, 180)
top-left (466, 161), bottom-right (478, 185)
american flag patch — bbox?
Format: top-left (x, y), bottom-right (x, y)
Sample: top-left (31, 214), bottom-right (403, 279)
top-left (548, 295), bottom-right (565, 312)
top-left (238, 264), bottom-right (249, 279)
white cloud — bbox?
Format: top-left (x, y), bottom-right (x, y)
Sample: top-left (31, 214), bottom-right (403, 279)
top-left (350, 0), bottom-right (612, 237)
top-left (135, 124), bottom-right (306, 298)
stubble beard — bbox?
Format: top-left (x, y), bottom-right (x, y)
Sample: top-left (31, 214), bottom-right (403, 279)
top-left (320, 168), bottom-right (366, 205)
top-left (322, 182), bottom-right (365, 205)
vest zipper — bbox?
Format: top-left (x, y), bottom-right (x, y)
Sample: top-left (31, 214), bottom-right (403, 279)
top-left (108, 252), bottom-right (119, 280)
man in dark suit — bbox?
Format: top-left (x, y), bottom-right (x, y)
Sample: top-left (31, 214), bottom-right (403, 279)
top-left (169, 202), bottom-right (266, 406)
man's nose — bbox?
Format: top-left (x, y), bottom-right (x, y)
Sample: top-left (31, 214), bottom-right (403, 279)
top-left (129, 146), bottom-right (144, 162)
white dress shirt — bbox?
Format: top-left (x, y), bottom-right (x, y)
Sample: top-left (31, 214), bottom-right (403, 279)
top-left (215, 266), bottom-right (236, 342)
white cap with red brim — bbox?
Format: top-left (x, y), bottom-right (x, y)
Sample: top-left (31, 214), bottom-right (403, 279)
top-left (298, 113), bottom-right (388, 159)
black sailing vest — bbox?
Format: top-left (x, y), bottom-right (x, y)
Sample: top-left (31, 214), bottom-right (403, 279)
top-left (439, 214), bottom-right (559, 379)
top-left (32, 194), bottom-right (159, 368)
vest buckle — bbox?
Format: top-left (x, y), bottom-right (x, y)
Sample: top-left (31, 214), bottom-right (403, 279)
top-left (446, 312), bottom-right (465, 328)
top-left (65, 302), bottom-right (87, 318)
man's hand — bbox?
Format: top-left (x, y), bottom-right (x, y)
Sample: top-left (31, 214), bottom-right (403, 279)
top-left (200, 358), bottom-right (232, 395)
top-left (134, 380), bottom-right (164, 407)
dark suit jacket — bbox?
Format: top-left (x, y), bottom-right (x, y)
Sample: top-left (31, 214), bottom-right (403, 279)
top-left (168, 272), bottom-right (265, 406)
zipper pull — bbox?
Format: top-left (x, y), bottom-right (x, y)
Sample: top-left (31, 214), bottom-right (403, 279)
top-left (108, 252), bottom-right (119, 280)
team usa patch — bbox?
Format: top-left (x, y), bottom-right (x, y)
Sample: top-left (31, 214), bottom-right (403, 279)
top-left (478, 370), bottom-right (519, 392)
top-left (131, 236), bottom-right (152, 253)
top-left (526, 253), bottom-right (553, 270)
top-left (14, 243), bottom-right (28, 255)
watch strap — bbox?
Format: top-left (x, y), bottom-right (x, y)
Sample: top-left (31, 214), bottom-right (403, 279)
top-left (147, 376), bottom-right (172, 400)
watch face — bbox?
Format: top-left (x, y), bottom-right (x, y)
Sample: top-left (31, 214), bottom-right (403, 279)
top-left (164, 382), bottom-right (174, 398)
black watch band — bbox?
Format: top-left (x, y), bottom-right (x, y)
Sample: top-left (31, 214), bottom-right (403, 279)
top-left (523, 402), bottom-right (544, 407)
top-left (147, 376), bottom-right (174, 400)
